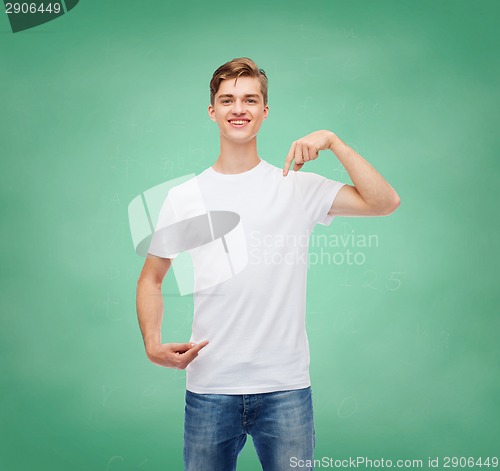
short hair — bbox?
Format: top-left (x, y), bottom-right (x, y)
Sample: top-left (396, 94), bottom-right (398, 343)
top-left (210, 57), bottom-right (268, 106)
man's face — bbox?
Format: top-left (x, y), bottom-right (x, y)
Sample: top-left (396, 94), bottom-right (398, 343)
top-left (208, 76), bottom-right (269, 145)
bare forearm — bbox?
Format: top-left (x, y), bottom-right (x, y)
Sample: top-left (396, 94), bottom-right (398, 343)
top-left (329, 132), bottom-right (399, 211)
top-left (136, 256), bottom-right (208, 369)
top-left (136, 279), bottom-right (164, 351)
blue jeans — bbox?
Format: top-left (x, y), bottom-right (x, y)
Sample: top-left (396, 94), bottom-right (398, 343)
top-left (184, 387), bottom-right (315, 471)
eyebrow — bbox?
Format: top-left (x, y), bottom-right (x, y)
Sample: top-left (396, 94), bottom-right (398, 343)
top-left (217, 94), bottom-right (260, 99)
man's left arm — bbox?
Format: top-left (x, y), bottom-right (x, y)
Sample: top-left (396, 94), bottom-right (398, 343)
top-left (283, 130), bottom-right (400, 217)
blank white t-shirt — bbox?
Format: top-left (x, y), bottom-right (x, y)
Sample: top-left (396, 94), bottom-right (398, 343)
top-left (148, 158), bottom-right (345, 394)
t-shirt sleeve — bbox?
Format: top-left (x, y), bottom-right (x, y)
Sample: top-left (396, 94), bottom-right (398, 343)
top-left (295, 171), bottom-right (345, 226)
top-left (148, 193), bottom-right (179, 259)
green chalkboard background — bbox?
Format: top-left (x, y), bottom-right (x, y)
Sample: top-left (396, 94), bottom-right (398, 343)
top-left (1, 1), bottom-right (499, 470)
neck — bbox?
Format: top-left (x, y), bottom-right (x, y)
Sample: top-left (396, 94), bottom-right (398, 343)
top-left (212, 136), bottom-right (261, 174)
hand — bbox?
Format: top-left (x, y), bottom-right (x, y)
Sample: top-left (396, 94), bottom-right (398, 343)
top-left (146, 340), bottom-right (209, 369)
top-left (283, 130), bottom-right (336, 176)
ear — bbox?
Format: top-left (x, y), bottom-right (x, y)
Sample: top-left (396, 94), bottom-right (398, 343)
top-left (263, 105), bottom-right (269, 120)
top-left (208, 104), bottom-right (216, 122)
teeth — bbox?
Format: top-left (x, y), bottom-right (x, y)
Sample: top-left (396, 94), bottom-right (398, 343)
top-left (230, 120), bottom-right (248, 125)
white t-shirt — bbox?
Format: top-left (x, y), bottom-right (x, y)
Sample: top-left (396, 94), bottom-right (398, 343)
top-left (148, 158), bottom-right (345, 394)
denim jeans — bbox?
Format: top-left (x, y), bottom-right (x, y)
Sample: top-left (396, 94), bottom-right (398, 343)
top-left (183, 386), bottom-right (315, 471)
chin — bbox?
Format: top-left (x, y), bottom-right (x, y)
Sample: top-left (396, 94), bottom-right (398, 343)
top-left (222, 132), bottom-right (256, 144)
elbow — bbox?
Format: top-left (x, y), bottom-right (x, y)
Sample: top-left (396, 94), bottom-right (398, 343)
top-left (381, 192), bottom-right (400, 215)
top-left (369, 192), bottom-right (400, 216)
top-left (137, 274), bottom-right (162, 292)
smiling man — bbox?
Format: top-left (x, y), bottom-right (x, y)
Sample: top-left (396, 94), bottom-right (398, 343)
top-left (136, 57), bottom-right (400, 471)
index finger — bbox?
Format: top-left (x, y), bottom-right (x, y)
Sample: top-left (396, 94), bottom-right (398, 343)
top-left (184, 340), bottom-right (209, 357)
top-left (179, 341), bottom-right (209, 368)
top-left (283, 142), bottom-right (296, 176)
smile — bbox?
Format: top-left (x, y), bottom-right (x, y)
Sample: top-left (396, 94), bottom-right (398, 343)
top-left (228, 120), bottom-right (250, 128)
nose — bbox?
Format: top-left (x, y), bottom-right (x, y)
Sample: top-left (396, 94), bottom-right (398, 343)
top-left (231, 99), bottom-right (245, 115)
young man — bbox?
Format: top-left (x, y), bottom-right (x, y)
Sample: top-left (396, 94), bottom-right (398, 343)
top-left (136, 57), bottom-right (400, 470)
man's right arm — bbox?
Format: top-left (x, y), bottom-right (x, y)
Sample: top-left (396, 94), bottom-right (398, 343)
top-left (136, 254), bottom-right (208, 369)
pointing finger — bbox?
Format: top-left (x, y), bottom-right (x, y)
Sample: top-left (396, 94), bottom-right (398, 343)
top-left (283, 142), bottom-right (296, 176)
top-left (178, 340), bottom-right (209, 369)
top-left (189, 340), bottom-right (209, 354)
top-left (183, 340), bottom-right (209, 359)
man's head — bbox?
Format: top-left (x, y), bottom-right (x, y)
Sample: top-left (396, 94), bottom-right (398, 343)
top-left (208, 58), bottom-right (269, 145)
top-left (209, 57), bottom-right (268, 107)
